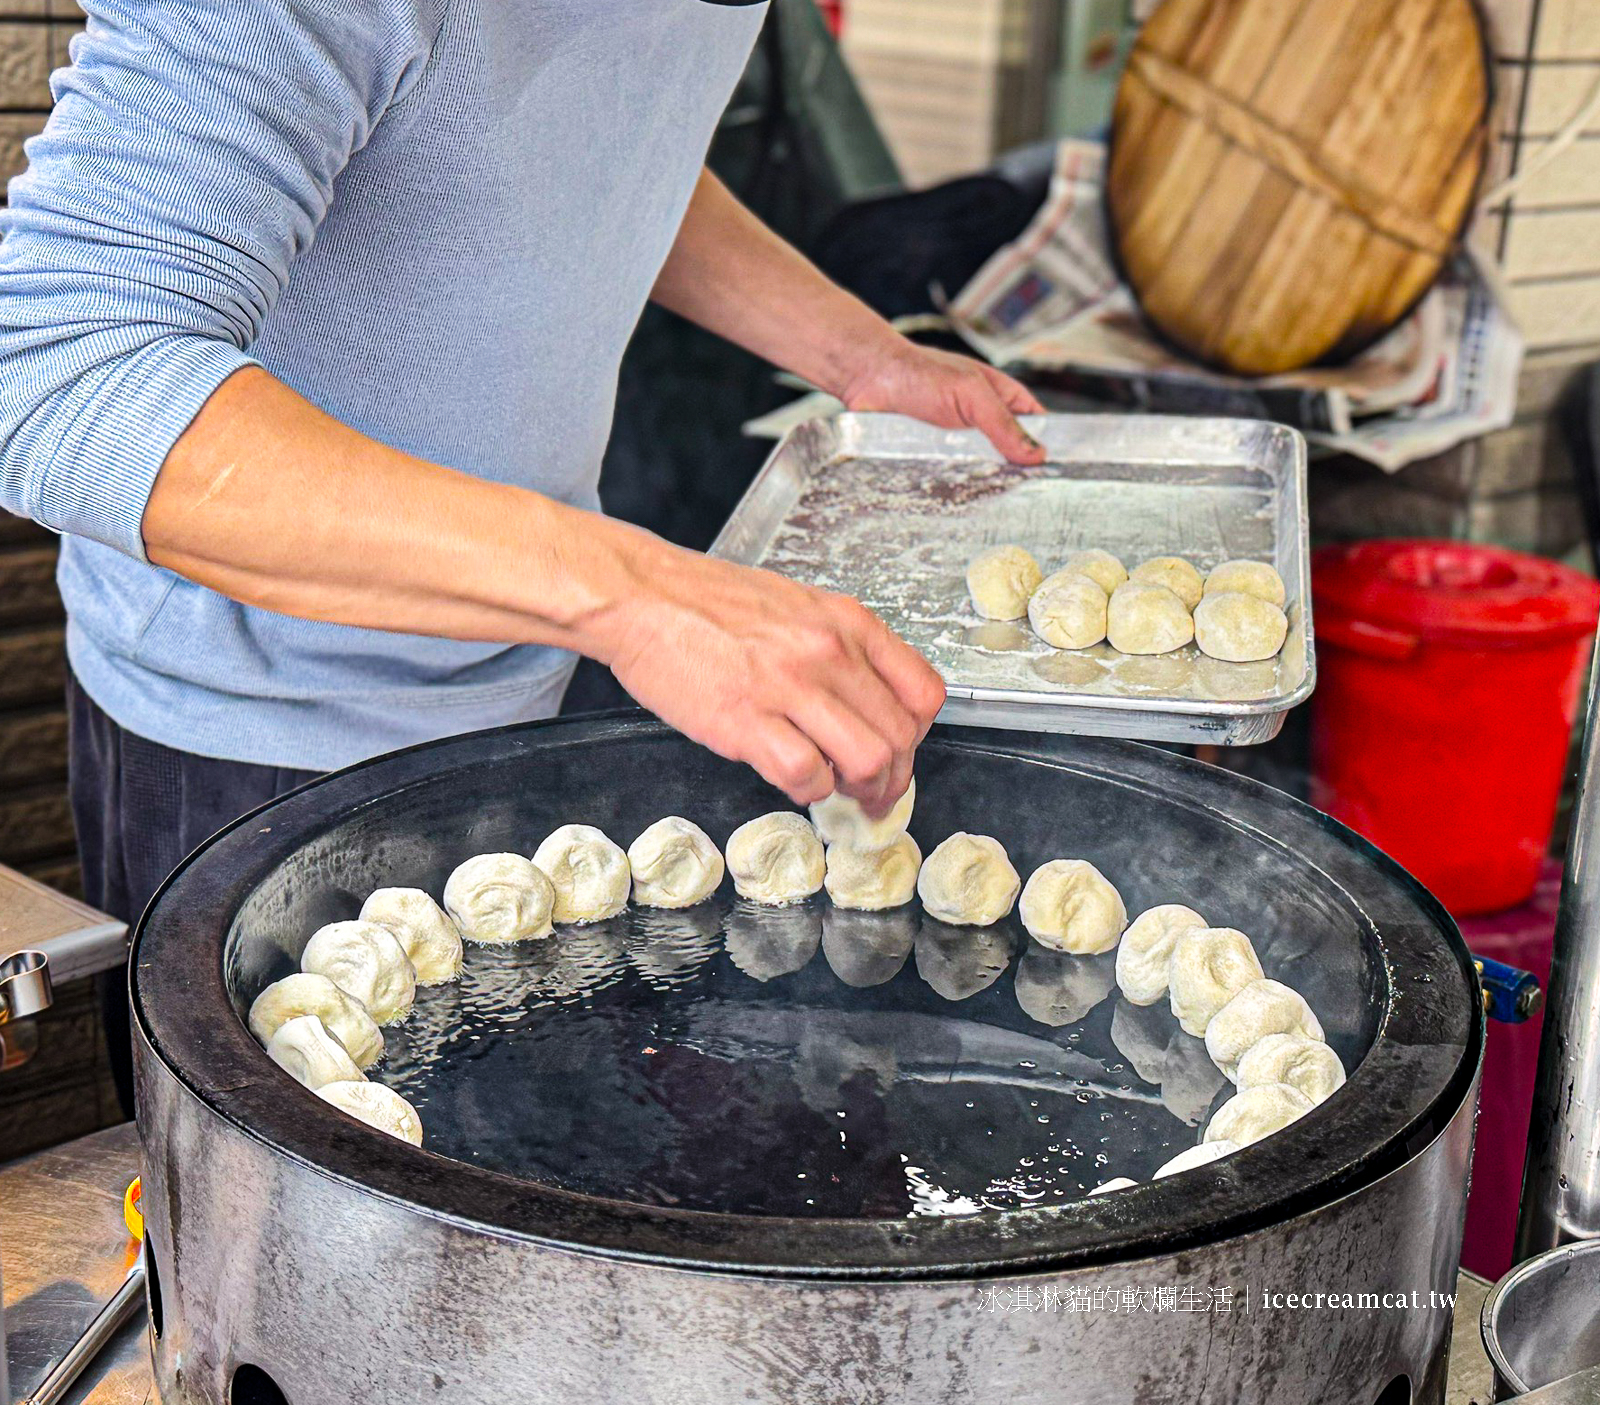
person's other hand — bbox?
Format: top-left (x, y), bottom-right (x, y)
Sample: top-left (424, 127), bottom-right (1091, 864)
top-left (589, 539), bottom-right (944, 816)
top-left (839, 341), bottom-right (1047, 466)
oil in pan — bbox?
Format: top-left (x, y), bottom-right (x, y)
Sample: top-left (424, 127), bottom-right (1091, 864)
top-left (380, 896), bottom-right (1250, 1219)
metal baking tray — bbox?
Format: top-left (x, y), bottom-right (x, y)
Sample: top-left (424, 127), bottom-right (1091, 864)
top-left (711, 412), bottom-right (1314, 745)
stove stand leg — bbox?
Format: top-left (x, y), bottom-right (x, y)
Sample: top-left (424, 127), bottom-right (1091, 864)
top-left (1517, 625), bottom-right (1600, 1259)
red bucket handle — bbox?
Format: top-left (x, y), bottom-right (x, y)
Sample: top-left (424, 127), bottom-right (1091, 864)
top-left (1316, 615), bottom-right (1422, 661)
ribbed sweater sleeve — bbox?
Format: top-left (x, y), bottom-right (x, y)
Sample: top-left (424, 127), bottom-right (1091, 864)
top-left (0, 0), bottom-right (435, 560)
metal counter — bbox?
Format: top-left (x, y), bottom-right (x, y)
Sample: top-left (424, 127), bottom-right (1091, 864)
top-left (2, 1124), bottom-right (148, 1405)
top-left (0, 865), bottom-right (126, 984)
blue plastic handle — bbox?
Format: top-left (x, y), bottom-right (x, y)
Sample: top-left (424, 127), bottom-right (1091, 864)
top-left (1472, 953), bottom-right (1543, 1023)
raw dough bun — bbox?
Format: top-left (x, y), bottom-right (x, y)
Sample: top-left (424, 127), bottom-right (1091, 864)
top-left (810, 778), bottom-right (915, 853)
top-left (916, 832), bottom-right (1020, 926)
top-left (267, 1014), bottom-right (366, 1090)
top-left (300, 920), bottom-right (416, 1025)
top-left (1236, 1032), bottom-right (1346, 1103)
top-left (359, 887), bottom-right (463, 985)
top-left (1107, 581), bottom-right (1195, 655)
top-left (1204, 978), bottom-right (1325, 1080)
top-left (533, 824), bottom-right (631, 924)
top-left (1019, 859), bottom-right (1127, 954)
top-left (1204, 559), bottom-right (1286, 608)
top-left (1154, 1139), bottom-right (1239, 1179)
top-left (444, 853), bottom-right (555, 943)
top-left (825, 833), bottom-right (921, 910)
top-left (1063, 547), bottom-right (1128, 595)
top-left (1194, 591), bottom-right (1288, 663)
top-left (966, 544), bottom-right (1043, 620)
top-left (1130, 556), bottom-right (1204, 610)
top-left (248, 973), bottom-right (384, 1070)
top-left (627, 817), bottom-right (724, 908)
top-left (1089, 1176), bottom-right (1138, 1195)
top-left (1167, 927), bottom-right (1264, 1037)
top-left (1028, 570), bottom-right (1108, 649)
top-left (1115, 903), bottom-right (1207, 1005)
top-left (1204, 1082), bottom-right (1313, 1147)
top-left (726, 812), bottom-right (826, 905)
top-left (316, 1079), bottom-right (423, 1146)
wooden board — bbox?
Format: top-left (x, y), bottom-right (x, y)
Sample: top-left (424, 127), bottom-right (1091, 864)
top-left (1107, 0), bottom-right (1490, 375)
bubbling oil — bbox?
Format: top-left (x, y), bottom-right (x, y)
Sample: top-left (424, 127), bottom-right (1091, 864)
top-left (379, 895), bottom-right (1219, 1218)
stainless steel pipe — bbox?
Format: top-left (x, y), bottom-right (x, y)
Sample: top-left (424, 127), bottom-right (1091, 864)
top-left (1518, 630), bottom-right (1600, 1258)
top-left (0, 949), bottom-right (52, 1023)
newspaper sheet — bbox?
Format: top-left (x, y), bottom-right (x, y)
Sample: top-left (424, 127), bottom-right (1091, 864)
top-left (941, 140), bottom-right (1521, 471)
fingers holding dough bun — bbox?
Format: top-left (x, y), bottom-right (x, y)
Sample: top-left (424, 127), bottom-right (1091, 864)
top-left (810, 779), bottom-right (915, 853)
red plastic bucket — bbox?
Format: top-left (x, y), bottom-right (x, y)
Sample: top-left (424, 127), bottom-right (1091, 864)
top-left (1310, 540), bottom-right (1600, 915)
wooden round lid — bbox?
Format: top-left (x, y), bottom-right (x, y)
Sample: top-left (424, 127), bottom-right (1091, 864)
top-left (1107, 0), bottom-right (1490, 376)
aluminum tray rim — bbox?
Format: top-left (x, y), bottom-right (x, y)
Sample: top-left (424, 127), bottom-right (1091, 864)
top-left (713, 411), bottom-right (1315, 737)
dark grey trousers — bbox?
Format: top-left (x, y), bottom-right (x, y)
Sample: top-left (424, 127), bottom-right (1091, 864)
top-left (67, 671), bottom-right (317, 1113)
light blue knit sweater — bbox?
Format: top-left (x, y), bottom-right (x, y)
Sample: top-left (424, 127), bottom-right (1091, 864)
top-left (0, 0), bottom-right (765, 769)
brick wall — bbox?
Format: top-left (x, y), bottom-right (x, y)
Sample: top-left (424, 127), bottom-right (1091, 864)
top-left (0, 6), bottom-right (80, 897)
top-left (1479, 0), bottom-right (1600, 358)
top-left (0, 4), bottom-right (124, 1163)
top-left (0, 7), bottom-right (79, 901)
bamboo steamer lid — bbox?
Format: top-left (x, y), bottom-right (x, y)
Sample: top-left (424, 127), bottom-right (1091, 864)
top-left (1107, 0), bottom-right (1490, 376)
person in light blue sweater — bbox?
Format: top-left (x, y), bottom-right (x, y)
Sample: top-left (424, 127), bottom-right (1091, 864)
top-left (0, 0), bottom-right (1043, 1100)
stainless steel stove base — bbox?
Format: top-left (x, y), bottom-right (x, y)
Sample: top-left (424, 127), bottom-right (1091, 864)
top-left (137, 1043), bottom-right (1478, 1405)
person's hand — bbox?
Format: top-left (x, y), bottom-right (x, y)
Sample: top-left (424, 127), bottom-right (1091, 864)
top-left (839, 340), bottom-right (1048, 465)
top-left (586, 533), bottom-right (945, 816)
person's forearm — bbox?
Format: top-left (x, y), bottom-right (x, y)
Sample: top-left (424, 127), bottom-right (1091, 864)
top-left (144, 365), bottom-right (945, 814)
top-left (653, 170), bottom-right (1046, 465)
top-left (651, 170), bottom-right (900, 400)
top-left (144, 367), bottom-right (649, 657)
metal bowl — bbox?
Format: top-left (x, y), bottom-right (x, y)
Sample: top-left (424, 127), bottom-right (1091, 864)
top-left (1483, 1239), bottom-right (1600, 1397)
